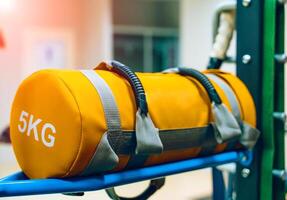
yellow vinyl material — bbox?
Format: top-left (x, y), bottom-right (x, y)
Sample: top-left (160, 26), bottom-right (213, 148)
top-left (10, 62), bottom-right (256, 179)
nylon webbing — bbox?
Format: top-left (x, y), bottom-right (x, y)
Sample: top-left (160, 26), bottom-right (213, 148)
top-left (97, 62), bottom-right (163, 170)
top-left (207, 74), bottom-right (241, 152)
top-left (81, 70), bottom-right (122, 134)
top-left (165, 68), bottom-right (242, 143)
top-left (207, 74), bottom-right (242, 120)
top-left (207, 74), bottom-right (260, 150)
top-left (81, 70), bottom-right (121, 175)
top-left (110, 126), bottom-right (216, 155)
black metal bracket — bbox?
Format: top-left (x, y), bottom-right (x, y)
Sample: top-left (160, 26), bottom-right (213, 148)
top-left (235, 0), bottom-right (263, 199)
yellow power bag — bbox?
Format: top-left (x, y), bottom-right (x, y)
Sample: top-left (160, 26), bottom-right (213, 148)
top-left (10, 61), bottom-right (259, 179)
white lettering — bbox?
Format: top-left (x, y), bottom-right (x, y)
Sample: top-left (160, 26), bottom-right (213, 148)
top-left (41, 123), bottom-right (56, 148)
top-left (18, 111), bottom-right (28, 133)
top-left (18, 111), bottom-right (56, 148)
top-left (27, 114), bottom-right (42, 141)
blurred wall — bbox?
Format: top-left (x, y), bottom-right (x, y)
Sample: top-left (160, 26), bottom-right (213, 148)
top-left (81, 0), bottom-right (112, 67)
top-left (0, 0), bottom-right (112, 131)
top-left (113, 0), bottom-right (179, 28)
top-left (180, 0), bottom-right (235, 71)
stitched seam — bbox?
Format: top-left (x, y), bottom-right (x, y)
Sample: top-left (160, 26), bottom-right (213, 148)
top-left (53, 74), bottom-right (84, 178)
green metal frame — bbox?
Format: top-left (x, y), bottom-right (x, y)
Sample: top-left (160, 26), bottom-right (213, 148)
top-left (236, 0), bottom-right (263, 199)
top-left (236, 0), bottom-right (285, 199)
top-left (262, 1), bottom-right (285, 199)
top-left (271, 1), bottom-right (285, 200)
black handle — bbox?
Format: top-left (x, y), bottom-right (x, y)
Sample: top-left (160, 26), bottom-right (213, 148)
top-left (178, 67), bottom-right (222, 104)
top-left (106, 178), bottom-right (165, 200)
top-left (111, 61), bottom-right (148, 116)
top-left (207, 57), bottom-right (223, 69)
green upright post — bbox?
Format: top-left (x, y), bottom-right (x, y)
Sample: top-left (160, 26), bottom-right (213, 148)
top-left (236, 0), bottom-right (285, 199)
top-left (262, 0), bottom-right (285, 199)
top-left (261, 1), bottom-right (276, 199)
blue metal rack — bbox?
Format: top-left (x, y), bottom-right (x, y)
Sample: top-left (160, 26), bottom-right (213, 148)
top-left (0, 151), bottom-right (245, 197)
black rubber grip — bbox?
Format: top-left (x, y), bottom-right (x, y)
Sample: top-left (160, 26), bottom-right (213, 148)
top-left (111, 61), bottom-right (148, 115)
top-left (178, 68), bottom-right (222, 104)
top-left (207, 57), bottom-right (223, 69)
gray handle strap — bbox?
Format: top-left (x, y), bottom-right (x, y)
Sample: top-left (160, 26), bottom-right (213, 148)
top-left (97, 62), bottom-right (163, 156)
top-left (163, 68), bottom-right (241, 143)
top-left (80, 70), bottom-right (121, 176)
top-left (207, 74), bottom-right (260, 149)
top-left (106, 178), bottom-right (165, 200)
top-left (207, 74), bottom-right (241, 121)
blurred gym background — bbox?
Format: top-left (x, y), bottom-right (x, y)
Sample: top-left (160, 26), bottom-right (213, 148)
top-left (0, 0), bottom-right (262, 199)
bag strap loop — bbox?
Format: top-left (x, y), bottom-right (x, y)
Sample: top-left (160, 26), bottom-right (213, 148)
top-left (164, 67), bottom-right (242, 143)
top-left (80, 70), bottom-right (121, 176)
top-left (207, 74), bottom-right (260, 149)
top-left (178, 67), bottom-right (222, 105)
top-left (110, 61), bottom-right (148, 116)
top-left (105, 178), bottom-right (165, 200)
top-left (96, 61), bottom-right (163, 156)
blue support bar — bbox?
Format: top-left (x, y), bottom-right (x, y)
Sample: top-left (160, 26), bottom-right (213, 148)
top-left (0, 151), bottom-right (242, 197)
